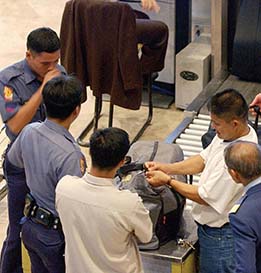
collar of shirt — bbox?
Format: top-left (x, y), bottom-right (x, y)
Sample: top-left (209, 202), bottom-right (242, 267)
top-left (23, 59), bottom-right (38, 84)
top-left (84, 173), bottom-right (114, 187)
top-left (44, 119), bottom-right (75, 143)
top-left (244, 176), bottom-right (261, 193)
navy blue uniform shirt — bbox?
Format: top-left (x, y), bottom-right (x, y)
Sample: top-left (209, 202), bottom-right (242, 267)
top-left (0, 59), bottom-right (65, 141)
top-left (229, 178), bottom-right (261, 273)
top-left (7, 119), bottom-right (87, 216)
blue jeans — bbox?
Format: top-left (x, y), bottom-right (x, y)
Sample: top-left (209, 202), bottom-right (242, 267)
top-left (0, 157), bottom-right (28, 273)
top-left (197, 223), bottom-right (235, 273)
top-left (21, 219), bottom-right (65, 273)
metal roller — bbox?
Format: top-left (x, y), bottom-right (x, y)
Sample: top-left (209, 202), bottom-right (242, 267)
top-left (198, 114), bottom-right (211, 120)
top-left (183, 150), bottom-right (198, 157)
top-left (176, 138), bottom-right (202, 147)
top-left (184, 128), bottom-right (206, 136)
top-left (188, 123), bottom-right (210, 131)
top-left (192, 118), bottom-right (211, 126)
top-left (174, 114), bottom-right (210, 210)
top-left (179, 144), bottom-right (202, 153)
top-left (179, 133), bottom-right (202, 141)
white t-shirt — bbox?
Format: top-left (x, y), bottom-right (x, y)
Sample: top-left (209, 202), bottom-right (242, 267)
top-left (192, 126), bottom-right (258, 227)
top-left (56, 173), bottom-right (152, 273)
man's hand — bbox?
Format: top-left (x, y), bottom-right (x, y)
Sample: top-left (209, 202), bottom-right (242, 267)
top-left (145, 161), bottom-right (159, 171)
top-left (5, 68), bottom-right (61, 135)
top-left (249, 93), bottom-right (261, 116)
top-left (145, 161), bottom-right (172, 173)
top-left (41, 68), bottom-right (61, 88)
top-left (145, 170), bottom-right (170, 187)
top-left (141, 0), bottom-right (160, 12)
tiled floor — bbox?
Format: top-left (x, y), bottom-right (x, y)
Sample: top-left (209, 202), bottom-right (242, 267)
top-left (0, 0), bottom-right (184, 253)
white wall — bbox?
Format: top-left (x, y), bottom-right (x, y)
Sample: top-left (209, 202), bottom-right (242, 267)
top-left (192, 0), bottom-right (211, 21)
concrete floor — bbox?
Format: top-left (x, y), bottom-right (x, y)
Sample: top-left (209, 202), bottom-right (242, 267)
top-left (0, 0), bottom-right (184, 253)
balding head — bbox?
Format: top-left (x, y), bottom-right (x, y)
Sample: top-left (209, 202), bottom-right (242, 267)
top-left (224, 141), bottom-right (261, 182)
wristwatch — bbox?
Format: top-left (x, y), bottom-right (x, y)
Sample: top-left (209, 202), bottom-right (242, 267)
top-left (167, 175), bottom-right (175, 186)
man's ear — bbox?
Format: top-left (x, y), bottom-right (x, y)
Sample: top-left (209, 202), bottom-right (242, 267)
top-left (115, 158), bottom-right (126, 171)
top-left (26, 49), bottom-right (35, 59)
top-left (26, 50), bottom-right (31, 59)
top-left (232, 119), bottom-right (239, 128)
top-left (70, 105), bottom-right (81, 123)
top-left (118, 158), bottom-right (125, 168)
top-left (228, 168), bottom-right (241, 183)
top-left (74, 105), bottom-right (81, 118)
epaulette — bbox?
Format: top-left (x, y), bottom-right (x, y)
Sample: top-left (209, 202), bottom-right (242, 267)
top-left (0, 63), bottom-right (23, 84)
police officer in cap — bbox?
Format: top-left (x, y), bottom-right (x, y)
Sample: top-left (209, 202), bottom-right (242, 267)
top-left (7, 75), bottom-right (86, 273)
top-left (0, 27), bottom-right (65, 273)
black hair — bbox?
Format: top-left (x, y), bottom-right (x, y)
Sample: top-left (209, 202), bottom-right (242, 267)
top-left (42, 75), bottom-right (83, 120)
top-left (26, 27), bottom-right (60, 53)
top-left (90, 128), bottom-right (130, 170)
top-left (207, 89), bottom-right (248, 122)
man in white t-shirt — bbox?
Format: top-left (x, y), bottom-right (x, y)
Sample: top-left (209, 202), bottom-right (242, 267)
top-left (146, 89), bottom-right (258, 273)
top-left (56, 127), bottom-right (152, 273)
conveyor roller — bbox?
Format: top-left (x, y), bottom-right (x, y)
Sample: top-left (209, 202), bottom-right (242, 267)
top-left (173, 113), bottom-right (211, 209)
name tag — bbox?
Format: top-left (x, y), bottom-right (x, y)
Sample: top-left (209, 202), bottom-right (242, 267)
top-left (230, 204), bottom-right (240, 214)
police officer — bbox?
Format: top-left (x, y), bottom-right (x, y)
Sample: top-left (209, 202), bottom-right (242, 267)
top-left (6, 75), bottom-right (86, 273)
top-left (225, 141), bottom-right (261, 273)
top-left (0, 27), bottom-right (65, 273)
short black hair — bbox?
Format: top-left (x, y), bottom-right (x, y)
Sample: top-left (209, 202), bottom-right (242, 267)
top-left (42, 75), bottom-right (83, 120)
top-left (90, 128), bottom-right (130, 170)
top-left (26, 27), bottom-right (60, 53)
top-left (208, 89), bottom-right (248, 122)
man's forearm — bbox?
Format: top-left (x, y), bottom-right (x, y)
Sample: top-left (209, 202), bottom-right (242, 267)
top-left (169, 178), bottom-right (208, 205)
top-left (168, 154), bottom-right (205, 176)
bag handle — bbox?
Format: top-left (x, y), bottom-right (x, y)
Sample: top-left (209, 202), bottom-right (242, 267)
top-left (250, 105), bottom-right (261, 131)
top-left (149, 141), bottom-right (159, 161)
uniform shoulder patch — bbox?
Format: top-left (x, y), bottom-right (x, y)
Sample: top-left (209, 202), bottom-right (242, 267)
top-left (3, 86), bottom-right (13, 101)
top-left (80, 157), bottom-right (86, 175)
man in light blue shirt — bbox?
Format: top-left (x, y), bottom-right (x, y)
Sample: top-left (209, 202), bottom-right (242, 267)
top-left (0, 27), bottom-right (65, 273)
top-left (7, 75), bottom-right (86, 273)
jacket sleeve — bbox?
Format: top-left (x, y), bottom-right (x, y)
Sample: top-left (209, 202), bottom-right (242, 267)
top-left (118, 5), bottom-right (142, 91)
top-left (230, 213), bottom-right (257, 273)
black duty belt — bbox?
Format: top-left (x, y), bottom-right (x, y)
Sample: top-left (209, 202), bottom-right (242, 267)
top-left (31, 206), bottom-right (61, 231)
top-left (24, 193), bottom-right (61, 231)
